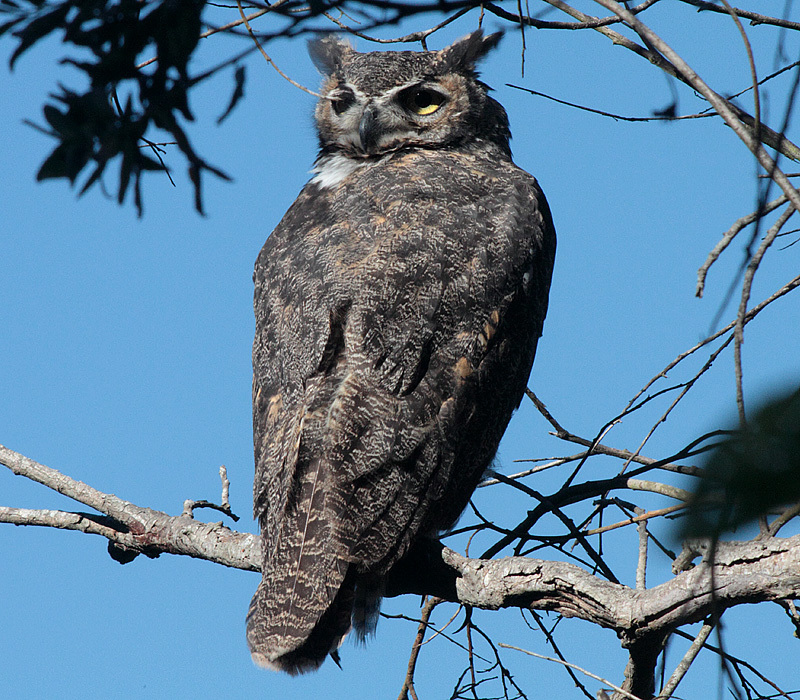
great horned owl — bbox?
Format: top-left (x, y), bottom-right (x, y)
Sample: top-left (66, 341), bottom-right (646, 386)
top-left (247, 30), bottom-right (556, 674)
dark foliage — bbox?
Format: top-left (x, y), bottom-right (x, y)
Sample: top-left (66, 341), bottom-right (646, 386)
top-left (685, 387), bottom-right (800, 537)
top-left (1, 0), bottom-right (234, 215)
top-left (1, 0), bottom-right (480, 215)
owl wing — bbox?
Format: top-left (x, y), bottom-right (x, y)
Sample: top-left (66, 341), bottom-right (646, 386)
top-left (247, 152), bottom-right (556, 673)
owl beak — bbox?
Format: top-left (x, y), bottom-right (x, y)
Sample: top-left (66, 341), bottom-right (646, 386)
top-left (358, 105), bottom-right (381, 153)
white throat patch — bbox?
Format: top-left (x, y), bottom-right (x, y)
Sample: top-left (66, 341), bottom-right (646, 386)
top-left (310, 154), bottom-right (367, 189)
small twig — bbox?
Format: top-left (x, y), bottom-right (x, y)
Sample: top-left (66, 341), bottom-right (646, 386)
top-left (484, 0), bottom-right (660, 31)
top-left (322, 7), bottom-right (470, 45)
top-left (488, 471), bottom-right (620, 582)
top-left (219, 464), bottom-right (232, 510)
top-left (465, 608), bottom-right (478, 696)
top-left (632, 275), bottom-right (800, 414)
top-left (182, 465), bottom-right (239, 522)
top-left (767, 501), bottom-right (800, 537)
top-left (136, 4), bottom-right (286, 69)
top-left (584, 504), bottom-right (685, 537)
top-left (625, 479), bottom-right (692, 502)
top-left (656, 622), bottom-right (714, 699)
top-left (677, 0), bottom-right (800, 31)
top-left (719, 0), bottom-right (760, 150)
top-left (617, 341), bottom-right (731, 473)
top-left (517, 0), bottom-right (526, 76)
top-left (671, 628), bottom-right (794, 698)
top-left (593, 0), bottom-right (800, 197)
top-left (697, 195), bottom-right (788, 298)
top-left (508, 85), bottom-right (714, 122)
top-left (467, 619), bottom-right (532, 700)
top-left (236, 0), bottom-right (322, 97)
top-left (381, 608), bottom-right (484, 661)
top-left (526, 611), bottom-right (594, 699)
top-left (181, 499), bottom-right (240, 522)
top-left (777, 601), bottom-right (800, 639)
top-left (733, 204), bottom-right (796, 425)
top-left (397, 597), bottom-right (441, 700)
top-left (499, 644), bottom-right (645, 700)
top-left (635, 508), bottom-right (648, 590)
top-left (419, 605), bottom-right (463, 647)
top-left (478, 453), bottom-right (587, 486)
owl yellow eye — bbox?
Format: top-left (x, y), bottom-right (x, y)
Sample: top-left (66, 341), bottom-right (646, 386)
top-left (401, 87), bottom-right (446, 116)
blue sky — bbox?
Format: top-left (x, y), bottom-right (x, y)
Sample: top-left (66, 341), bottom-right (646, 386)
top-left (2, 3), bottom-right (799, 698)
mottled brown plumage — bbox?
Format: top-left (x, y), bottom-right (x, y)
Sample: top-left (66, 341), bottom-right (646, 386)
top-left (247, 30), bottom-right (556, 674)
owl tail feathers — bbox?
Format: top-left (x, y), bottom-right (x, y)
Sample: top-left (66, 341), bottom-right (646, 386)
top-left (246, 571), bottom-right (356, 675)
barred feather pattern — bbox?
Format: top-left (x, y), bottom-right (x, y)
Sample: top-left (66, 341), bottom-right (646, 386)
top-left (247, 31), bottom-right (556, 674)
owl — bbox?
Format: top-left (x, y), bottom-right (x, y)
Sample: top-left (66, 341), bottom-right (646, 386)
top-left (247, 30), bottom-right (556, 674)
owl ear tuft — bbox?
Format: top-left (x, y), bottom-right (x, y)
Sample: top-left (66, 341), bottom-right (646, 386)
top-left (308, 35), bottom-right (354, 75)
top-left (440, 30), bottom-right (503, 72)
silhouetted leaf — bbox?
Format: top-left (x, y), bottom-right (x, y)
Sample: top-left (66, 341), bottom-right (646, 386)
top-left (5, 0), bottom-right (237, 212)
top-left (0, 14), bottom-right (25, 40)
top-left (37, 140), bottom-right (91, 182)
top-left (217, 64), bottom-right (246, 125)
top-left (684, 387), bottom-right (800, 537)
top-left (9, 2), bottom-right (69, 67)
top-left (148, 0), bottom-right (203, 78)
top-left (42, 103), bottom-right (71, 132)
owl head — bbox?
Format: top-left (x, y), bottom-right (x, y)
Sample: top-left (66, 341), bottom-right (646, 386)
top-left (308, 31), bottom-right (510, 159)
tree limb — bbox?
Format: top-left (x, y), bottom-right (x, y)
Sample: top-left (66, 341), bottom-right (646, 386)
top-left (442, 538), bottom-right (800, 642)
top-left (4, 441), bottom-right (800, 698)
top-left (0, 443), bottom-right (259, 571)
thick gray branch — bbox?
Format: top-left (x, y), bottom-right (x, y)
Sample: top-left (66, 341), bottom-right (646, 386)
top-left (443, 538), bottom-right (800, 641)
top-left (0, 443), bottom-right (259, 571)
top-left (4, 443), bottom-right (800, 651)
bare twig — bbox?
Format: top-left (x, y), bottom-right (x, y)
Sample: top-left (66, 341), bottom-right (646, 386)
top-left (777, 601), bottom-right (800, 639)
top-left (182, 465), bottom-right (240, 521)
top-left (524, 390), bottom-right (702, 478)
top-left (526, 611), bottom-right (594, 699)
top-left (678, 0), bottom-right (800, 32)
top-left (719, 0), bottom-right (760, 147)
top-left (137, 3), bottom-right (286, 69)
top-left (236, 0), bottom-right (322, 97)
top-left (484, 0), bottom-right (660, 31)
top-left (397, 598), bottom-right (442, 700)
top-left (672, 627), bottom-right (794, 698)
top-left (625, 275), bottom-right (800, 423)
top-left (592, 0), bottom-right (800, 197)
top-left (768, 501), bottom-right (800, 537)
top-left (584, 504), bottom-right (686, 538)
top-left (507, 85), bottom-right (714, 122)
top-left (697, 195), bottom-right (789, 298)
top-left (625, 480), bottom-right (692, 502)
top-left (499, 644), bottom-right (645, 700)
top-left (635, 508), bottom-right (648, 590)
top-left (322, 7), bottom-right (471, 45)
top-left (656, 622), bottom-right (714, 699)
top-left (734, 204), bottom-right (796, 423)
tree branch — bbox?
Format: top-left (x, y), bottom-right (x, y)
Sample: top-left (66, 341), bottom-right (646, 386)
top-left (0, 443), bottom-right (259, 571)
top-left (592, 0), bottom-right (800, 199)
top-left (441, 537), bottom-right (800, 641)
top-left (4, 441), bottom-right (800, 698)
